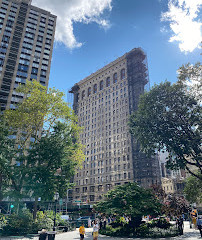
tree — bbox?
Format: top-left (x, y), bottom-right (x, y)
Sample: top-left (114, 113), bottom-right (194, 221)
top-left (150, 184), bottom-right (166, 203)
top-left (0, 119), bottom-right (17, 201)
top-left (184, 172), bottom-right (202, 204)
top-left (129, 81), bottom-right (201, 179)
top-left (178, 62), bottom-right (202, 103)
top-left (3, 80), bottom-right (77, 150)
top-left (0, 81), bottom-right (84, 210)
top-left (94, 183), bottom-right (161, 227)
top-left (24, 122), bottom-right (83, 201)
top-left (163, 194), bottom-right (190, 216)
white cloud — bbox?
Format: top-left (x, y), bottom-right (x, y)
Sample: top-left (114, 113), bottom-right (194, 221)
top-left (32, 0), bottom-right (112, 49)
top-left (161, 0), bottom-right (202, 52)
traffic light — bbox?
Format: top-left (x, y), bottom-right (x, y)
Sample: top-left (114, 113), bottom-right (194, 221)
top-left (10, 204), bottom-right (14, 209)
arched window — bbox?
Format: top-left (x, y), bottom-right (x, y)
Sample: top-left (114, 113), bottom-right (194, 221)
top-left (100, 80), bottom-right (103, 90)
top-left (113, 73), bottom-right (117, 83)
top-left (76, 93), bottom-right (79, 102)
top-left (82, 90), bottom-right (85, 99)
top-left (88, 87), bottom-right (91, 96)
top-left (93, 84), bottom-right (97, 93)
top-left (121, 68), bottom-right (125, 80)
top-left (106, 77), bottom-right (110, 87)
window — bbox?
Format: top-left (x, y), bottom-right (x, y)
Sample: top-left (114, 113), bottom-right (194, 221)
top-left (88, 87), bottom-right (91, 96)
top-left (113, 73), bottom-right (117, 83)
top-left (121, 68), bottom-right (125, 80)
top-left (31, 67), bottom-right (38, 74)
top-left (93, 84), bottom-right (97, 93)
top-left (82, 90), bottom-right (85, 99)
top-left (106, 77), bottom-right (110, 87)
top-left (100, 80), bottom-right (103, 90)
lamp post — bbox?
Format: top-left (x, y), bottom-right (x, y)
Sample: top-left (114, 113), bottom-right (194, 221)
top-left (66, 189), bottom-right (73, 214)
top-left (53, 192), bottom-right (59, 231)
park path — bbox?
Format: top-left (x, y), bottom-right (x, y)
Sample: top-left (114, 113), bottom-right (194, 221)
top-left (0, 221), bottom-right (201, 240)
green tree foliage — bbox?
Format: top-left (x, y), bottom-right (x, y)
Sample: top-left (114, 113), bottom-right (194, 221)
top-left (178, 62), bottom-right (202, 103)
top-left (94, 183), bottom-right (161, 226)
top-left (0, 81), bottom-right (84, 203)
top-left (129, 81), bottom-right (201, 179)
top-left (184, 172), bottom-right (202, 204)
top-left (3, 80), bottom-right (77, 149)
top-left (24, 122), bottom-right (83, 200)
top-left (0, 119), bottom-right (16, 201)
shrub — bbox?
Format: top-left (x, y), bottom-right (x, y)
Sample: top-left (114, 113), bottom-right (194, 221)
top-left (32, 211), bottom-right (53, 233)
top-left (1, 210), bottom-right (69, 236)
top-left (100, 221), bottom-right (178, 238)
top-left (0, 214), bottom-right (7, 230)
top-left (148, 218), bottom-right (171, 229)
top-left (2, 209), bottom-right (33, 236)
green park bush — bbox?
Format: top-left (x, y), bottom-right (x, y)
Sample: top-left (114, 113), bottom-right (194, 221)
top-left (0, 214), bottom-right (7, 230)
top-left (2, 209), bottom-right (33, 236)
top-left (147, 218), bottom-right (171, 229)
top-left (0, 210), bottom-right (65, 236)
top-left (32, 211), bottom-right (54, 233)
top-left (99, 220), bottom-right (178, 238)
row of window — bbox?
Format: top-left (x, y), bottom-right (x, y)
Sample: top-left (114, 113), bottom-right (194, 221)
top-left (79, 96), bottom-right (127, 115)
top-left (80, 69), bottom-right (126, 99)
top-left (76, 172), bottom-right (131, 186)
top-left (79, 81), bottom-right (127, 106)
top-left (75, 179), bottom-right (130, 194)
top-left (81, 160), bottom-right (131, 171)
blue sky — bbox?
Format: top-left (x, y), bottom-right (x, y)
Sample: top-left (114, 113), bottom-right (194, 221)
top-left (33, 0), bottom-right (201, 96)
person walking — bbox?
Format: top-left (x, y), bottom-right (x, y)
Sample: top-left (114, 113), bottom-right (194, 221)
top-left (99, 218), bottom-right (103, 230)
top-left (88, 217), bottom-right (92, 228)
top-left (79, 223), bottom-right (85, 240)
top-left (103, 217), bottom-right (107, 229)
top-left (176, 216), bottom-right (184, 235)
top-left (197, 215), bottom-right (202, 237)
top-left (93, 220), bottom-right (99, 240)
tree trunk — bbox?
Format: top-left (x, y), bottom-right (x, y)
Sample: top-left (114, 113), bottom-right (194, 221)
top-left (130, 216), bottom-right (142, 228)
top-left (33, 197), bottom-right (38, 220)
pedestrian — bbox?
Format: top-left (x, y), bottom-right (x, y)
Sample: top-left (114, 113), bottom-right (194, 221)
top-left (188, 212), bottom-right (192, 228)
top-left (197, 215), bottom-right (202, 237)
top-left (79, 223), bottom-right (85, 240)
top-left (108, 217), bottom-right (111, 224)
top-left (93, 220), bottom-right (99, 240)
top-left (176, 216), bottom-right (184, 235)
top-left (88, 217), bottom-right (91, 228)
top-left (99, 218), bottom-right (103, 230)
top-left (103, 217), bottom-right (106, 229)
top-left (39, 229), bottom-right (47, 240)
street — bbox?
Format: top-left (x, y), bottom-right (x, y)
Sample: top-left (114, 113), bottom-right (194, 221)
top-left (0, 221), bottom-right (201, 240)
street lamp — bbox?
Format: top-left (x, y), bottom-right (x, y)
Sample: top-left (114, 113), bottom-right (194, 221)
top-left (53, 192), bottom-right (59, 231)
top-left (66, 189), bottom-right (72, 214)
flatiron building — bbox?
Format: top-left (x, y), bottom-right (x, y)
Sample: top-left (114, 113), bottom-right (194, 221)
top-left (70, 48), bottom-right (161, 203)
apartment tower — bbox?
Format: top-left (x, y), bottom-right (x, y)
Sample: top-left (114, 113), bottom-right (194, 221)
top-left (70, 48), bottom-right (161, 203)
top-left (0, 0), bottom-right (56, 110)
